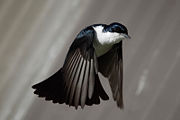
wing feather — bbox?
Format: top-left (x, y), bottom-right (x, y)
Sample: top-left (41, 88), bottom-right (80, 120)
top-left (65, 51), bottom-right (81, 103)
top-left (74, 57), bottom-right (86, 108)
top-left (88, 59), bottom-right (95, 99)
top-left (64, 50), bottom-right (79, 88)
top-left (80, 55), bottom-right (90, 108)
top-left (70, 56), bottom-right (83, 107)
top-left (98, 41), bottom-right (124, 108)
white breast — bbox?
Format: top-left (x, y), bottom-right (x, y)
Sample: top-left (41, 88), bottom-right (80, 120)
top-left (93, 26), bottom-right (123, 57)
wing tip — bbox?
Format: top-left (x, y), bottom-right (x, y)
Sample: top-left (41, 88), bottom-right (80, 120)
top-left (117, 102), bottom-right (124, 109)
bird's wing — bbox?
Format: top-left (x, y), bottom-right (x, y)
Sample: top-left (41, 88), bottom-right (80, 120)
top-left (98, 41), bottom-right (123, 108)
top-left (32, 28), bottom-right (109, 108)
top-left (62, 27), bottom-right (109, 108)
top-left (32, 27), bottom-right (109, 109)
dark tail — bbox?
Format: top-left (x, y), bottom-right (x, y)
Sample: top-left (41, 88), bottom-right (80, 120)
top-left (32, 69), bottom-right (109, 108)
top-left (32, 69), bottom-right (66, 104)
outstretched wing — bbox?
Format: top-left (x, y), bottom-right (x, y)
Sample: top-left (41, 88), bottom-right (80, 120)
top-left (32, 27), bottom-right (109, 109)
top-left (98, 41), bottom-right (123, 108)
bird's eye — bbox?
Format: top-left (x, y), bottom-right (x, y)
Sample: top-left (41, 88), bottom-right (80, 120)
top-left (112, 26), bottom-right (123, 33)
top-left (114, 26), bottom-right (128, 34)
top-left (114, 27), bottom-right (121, 32)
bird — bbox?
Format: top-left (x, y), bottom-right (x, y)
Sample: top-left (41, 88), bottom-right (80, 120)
top-left (32, 22), bottom-right (130, 109)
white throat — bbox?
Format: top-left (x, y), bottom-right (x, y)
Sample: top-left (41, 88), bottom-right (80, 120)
top-left (93, 26), bottom-right (124, 57)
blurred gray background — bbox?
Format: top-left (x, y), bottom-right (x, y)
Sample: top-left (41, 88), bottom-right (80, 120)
top-left (0, 0), bottom-right (180, 120)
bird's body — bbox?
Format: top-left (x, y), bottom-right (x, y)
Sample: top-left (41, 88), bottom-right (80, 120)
top-left (32, 22), bottom-right (130, 109)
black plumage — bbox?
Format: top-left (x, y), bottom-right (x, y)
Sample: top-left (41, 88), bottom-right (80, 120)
top-left (32, 22), bottom-right (129, 109)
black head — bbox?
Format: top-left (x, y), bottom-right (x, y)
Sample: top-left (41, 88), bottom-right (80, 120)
top-left (105, 22), bottom-right (128, 35)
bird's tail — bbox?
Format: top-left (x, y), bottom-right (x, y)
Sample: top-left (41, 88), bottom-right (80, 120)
top-left (32, 69), bottom-right (66, 104)
top-left (32, 68), bottom-right (109, 109)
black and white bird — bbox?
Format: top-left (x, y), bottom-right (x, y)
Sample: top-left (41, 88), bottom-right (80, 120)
top-left (32, 22), bottom-right (130, 109)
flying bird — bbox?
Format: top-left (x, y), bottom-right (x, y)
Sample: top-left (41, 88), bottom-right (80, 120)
top-left (32, 22), bottom-right (130, 109)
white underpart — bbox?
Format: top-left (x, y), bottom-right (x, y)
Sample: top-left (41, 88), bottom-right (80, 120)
top-left (93, 26), bottom-right (125, 57)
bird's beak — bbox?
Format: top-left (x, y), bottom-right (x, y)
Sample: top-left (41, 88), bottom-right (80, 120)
top-left (124, 34), bottom-right (131, 39)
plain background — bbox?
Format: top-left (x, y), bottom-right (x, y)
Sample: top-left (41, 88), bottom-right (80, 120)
top-left (0, 0), bottom-right (180, 120)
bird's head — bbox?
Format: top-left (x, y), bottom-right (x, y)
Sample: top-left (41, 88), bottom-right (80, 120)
top-left (104, 22), bottom-right (131, 40)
